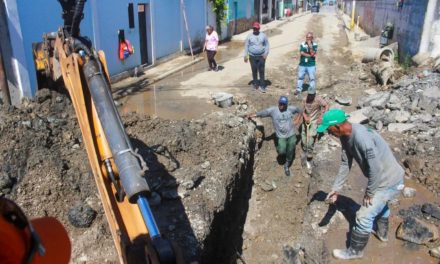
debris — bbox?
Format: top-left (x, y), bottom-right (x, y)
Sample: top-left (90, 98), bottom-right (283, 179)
top-left (421, 203), bottom-right (440, 220)
top-left (387, 123), bottom-right (415, 133)
top-left (68, 204), bottom-right (97, 228)
top-left (335, 96), bottom-right (352, 106)
top-left (260, 180), bottom-right (277, 192)
top-left (402, 187), bottom-right (416, 198)
top-left (348, 109), bottom-right (368, 124)
top-left (396, 217), bottom-right (439, 245)
top-left (430, 245), bottom-right (440, 259)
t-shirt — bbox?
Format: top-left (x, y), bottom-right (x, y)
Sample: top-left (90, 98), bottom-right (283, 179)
top-left (299, 41), bottom-right (318, 67)
top-left (205, 31), bottom-right (219, 51)
top-left (256, 106), bottom-right (302, 138)
top-left (302, 95), bottom-right (328, 122)
top-left (332, 124), bottom-right (404, 196)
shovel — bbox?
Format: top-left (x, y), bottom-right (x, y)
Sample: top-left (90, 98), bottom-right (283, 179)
top-left (305, 122), bottom-right (312, 174)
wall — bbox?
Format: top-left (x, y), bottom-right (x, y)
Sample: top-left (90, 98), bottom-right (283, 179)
top-left (343, 0), bottom-right (429, 61)
top-left (92, 0), bottom-right (147, 76)
top-left (227, 0), bottom-right (256, 37)
top-left (182, 0), bottom-right (207, 49)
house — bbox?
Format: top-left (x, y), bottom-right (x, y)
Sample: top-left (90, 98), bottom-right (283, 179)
top-left (0, 0), bottom-right (207, 105)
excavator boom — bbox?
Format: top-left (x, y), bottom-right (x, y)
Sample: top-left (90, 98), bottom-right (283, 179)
top-left (33, 1), bottom-right (180, 263)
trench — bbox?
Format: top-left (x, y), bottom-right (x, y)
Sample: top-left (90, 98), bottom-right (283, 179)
top-left (200, 133), bottom-right (256, 264)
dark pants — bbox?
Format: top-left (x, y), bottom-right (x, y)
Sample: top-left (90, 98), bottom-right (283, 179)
top-left (249, 55), bottom-right (266, 88)
top-left (206, 50), bottom-right (217, 69)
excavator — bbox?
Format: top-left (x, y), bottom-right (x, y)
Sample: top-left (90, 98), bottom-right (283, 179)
top-left (33, 1), bottom-right (182, 263)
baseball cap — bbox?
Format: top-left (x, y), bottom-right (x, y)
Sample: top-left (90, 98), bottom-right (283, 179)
top-left (317, 109), bottom-right (350, 133)
top-left (279, 96), bottom-right (288, 105)
top-left (0, 197), bottom-right (71, 264)
top-left (252, 22), bottom-right (260, 29)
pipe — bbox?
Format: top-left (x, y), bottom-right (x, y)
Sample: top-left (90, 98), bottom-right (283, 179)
top-left (137, 196), bottom-right (160, 239)
top-left (361, 47), bottom-right (394, 63)
top-left (82, 58), bottom-right (150, 203)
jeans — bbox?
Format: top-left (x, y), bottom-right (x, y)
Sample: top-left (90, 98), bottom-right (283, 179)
top-left (277, 135), bottom-right (296, 165)
top-left (297, 66), bottom-right (316, 92)
top-left (354, 180), bottom-right (404, 234)
top-left (206, 50), bottom-right (217, 69)
top-left (249, 55), bottom-right (266, 88)
top-left (301, 121), bottom-right (317, 158)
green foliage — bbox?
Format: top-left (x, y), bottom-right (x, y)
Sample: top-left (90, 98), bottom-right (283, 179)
top-left (210, 0), bottom-right (227, 35)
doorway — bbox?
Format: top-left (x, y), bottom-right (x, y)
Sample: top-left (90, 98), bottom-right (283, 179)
top-left (138, 3), bottom-right (151, 65)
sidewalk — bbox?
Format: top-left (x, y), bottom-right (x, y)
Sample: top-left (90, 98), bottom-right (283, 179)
top-left (112, 11), bottom-right (310, 96)
top-left (112, 55), bottom-right (203, 94)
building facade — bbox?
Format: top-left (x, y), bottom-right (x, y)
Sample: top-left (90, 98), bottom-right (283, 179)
top-left (1, 0), bottom-right (207, 102)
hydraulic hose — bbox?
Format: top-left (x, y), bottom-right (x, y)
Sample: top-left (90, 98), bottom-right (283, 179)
top-left (71, 0), bottom-right (86, 37)
top-left (82, 58), bottom-right (150, 203)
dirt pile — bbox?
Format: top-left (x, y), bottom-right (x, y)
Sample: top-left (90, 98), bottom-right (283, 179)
top-left (0, 88), bottom-right (257, 263)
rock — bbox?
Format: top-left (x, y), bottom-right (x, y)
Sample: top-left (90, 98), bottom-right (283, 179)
top-left (0, 173), bottom-right (14, 191)
top-left (55, 96), bottom-right (63, 103)
top-left (394, 110), bottom-right (410, 123)
top-left (36, 89), bottom-right (52, 103)
top-left (260, 180), bottom-right (276, 192)
top-left (335, 96), bottom-right (352, 106)
top-left (388, 123), bottom-right (415, 133)
top-left (375, 120), bottom-right (383, 130)
top-left (396, 217), bottom-right (439, 245)
top-left (419, 113), bottom-right (433, 123)
top-left (402, 187), bottom-right (416, 198)
top-left (359, 73), bottom-right (369, 81)
top-left (430, 245), bottom-right (440, 259)
top-left (358, 92), bottom-right (390, 109)
top-left (348, 109), bottom-right (368, 124)
top-left (421, 203), bottom-right (440, 220)
top-left (386, 94), bottom-right (402, 110)
top-left (68, 204), bottom-right (97, 228)
top-left (403, 158), bottom-right (425, 173)
top-left (201, 161), bottom-right (210, 169)
top-left (364, 88), bottom-right (377, 95)
top-left (182, 180), bottom-right (195, 190)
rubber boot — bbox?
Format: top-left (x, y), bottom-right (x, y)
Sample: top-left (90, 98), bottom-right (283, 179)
top-left (333, 229), bottom-right (369, 260)
top-left (375, 217), bottom-right (389, 242)
top-left (284, 162), bottom-right (291, 177)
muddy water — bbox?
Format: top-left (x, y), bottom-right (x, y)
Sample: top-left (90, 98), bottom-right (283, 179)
top-left (119, 41), bottom-right (245, 119)
top-left (326, 177), bottom-right (440, 264)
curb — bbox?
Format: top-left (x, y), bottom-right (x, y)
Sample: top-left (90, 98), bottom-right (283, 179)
top-left (151, 57), bottom-right (203, 84)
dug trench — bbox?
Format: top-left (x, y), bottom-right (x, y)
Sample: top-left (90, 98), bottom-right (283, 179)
top-left (0, 87), bottom-right (262, 263)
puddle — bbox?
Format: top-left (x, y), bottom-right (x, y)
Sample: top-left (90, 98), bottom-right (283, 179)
top-left (119, 84), bottom-right (218, 120)
top-left (325, 178), bottom-right (440, 264)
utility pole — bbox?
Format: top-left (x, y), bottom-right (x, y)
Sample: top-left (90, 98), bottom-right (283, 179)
top-left (0, 48), bottom-right (11, 106)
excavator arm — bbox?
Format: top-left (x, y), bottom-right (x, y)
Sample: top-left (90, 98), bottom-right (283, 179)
top-left (33, 1), bottom-right (180, 263)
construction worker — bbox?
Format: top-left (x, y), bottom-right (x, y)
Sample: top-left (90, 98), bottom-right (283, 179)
top-left (300, 89), bottom-right (328, 170)
top-left (203, 25), bottom-right (219, 71)
top-left (317, 109), bottom-right (404, 260)
top-left (244, 22), bottom-right (270, 93)
top-left (294, 32), bottom-right (318, 97)
top-left (0, 196), bottom-right (71, 264)
top-left (248, 96), bottom-right (302, 176)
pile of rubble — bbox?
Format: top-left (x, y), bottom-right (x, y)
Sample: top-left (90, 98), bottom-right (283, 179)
top-left (348, 72), bottom-right (440, 195)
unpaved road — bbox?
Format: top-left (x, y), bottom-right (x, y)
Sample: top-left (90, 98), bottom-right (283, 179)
top-left (119, 5), bottom-right (439, 264)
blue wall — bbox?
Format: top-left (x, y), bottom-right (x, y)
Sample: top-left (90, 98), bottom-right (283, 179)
top-left (93, 0), bottom-right (148, 75)
top-left (152, 0), bottom-right (181, 60)
top-left (15, 0), bottom-right (93, 95)
top-left (183, 0), bottom-right (207, 48)
top-left (228, 0), bottom-right (254, 22)
top-left (343, 0), bottom-right (429, 61)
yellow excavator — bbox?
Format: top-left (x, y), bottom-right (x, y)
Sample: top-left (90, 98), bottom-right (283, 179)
top-left (33, 1), bottom-right (182, 263)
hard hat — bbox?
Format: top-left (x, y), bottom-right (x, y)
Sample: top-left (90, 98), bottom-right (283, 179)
top-left (252, 22), bottom-right (261, 29)
top-left (279, 96), bottom-right (288, 105)
top-left (317, 109), bottom-right (350, 133)
top-left (0, 197), bottom-right (71, 264)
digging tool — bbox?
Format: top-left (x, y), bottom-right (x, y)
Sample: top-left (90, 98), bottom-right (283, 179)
top-left (305, 122), bottom-right (312, 174)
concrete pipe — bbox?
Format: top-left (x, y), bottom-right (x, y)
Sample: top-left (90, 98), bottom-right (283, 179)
top-left (361, 47), bottom-right (394, 63)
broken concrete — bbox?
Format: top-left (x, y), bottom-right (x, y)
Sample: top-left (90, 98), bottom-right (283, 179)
top-left (396, 217), bottom-right (439, 245)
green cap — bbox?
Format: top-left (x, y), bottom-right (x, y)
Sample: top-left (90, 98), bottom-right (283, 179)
top-left (317, 109), bottom-right (350, 133)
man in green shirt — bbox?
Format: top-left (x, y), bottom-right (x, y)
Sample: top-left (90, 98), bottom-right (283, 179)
top-left (294, 32), bottom-right (318, 97)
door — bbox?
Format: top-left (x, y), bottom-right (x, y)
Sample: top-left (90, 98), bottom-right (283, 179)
top-left (138, 4), bottom-right (149, 65)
